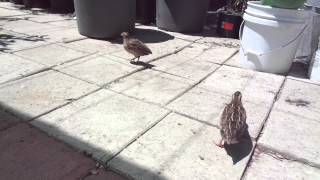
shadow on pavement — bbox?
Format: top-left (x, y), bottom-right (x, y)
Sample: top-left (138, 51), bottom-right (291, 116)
top-left (0, 98), bottom-right (168, 180)
top-left (224, 128), bottom-right (253, 165)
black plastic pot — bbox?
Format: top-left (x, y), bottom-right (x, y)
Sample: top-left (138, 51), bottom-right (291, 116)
top-left (217, 11), bottom-right (243, 39)
top-left (74, 0), bottom-right (136, 39)
top-left (208, 0), bottom-right (227, 11)
top-left (10, 0), bottom-right (23, 4)
top-left (23, 0), bottom-right (50, 8)
top-left (156, 0), bottom-right (210, 33)
top-left (136, 0), bottom-right (156, 24)
top-left (50, 0), bottom-right (74, 13)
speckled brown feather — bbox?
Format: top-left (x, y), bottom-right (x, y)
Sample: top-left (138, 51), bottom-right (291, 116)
top-left (123, 37), bottom-right (152, 58)
top-left (220, 92), bottom-right (247, 144)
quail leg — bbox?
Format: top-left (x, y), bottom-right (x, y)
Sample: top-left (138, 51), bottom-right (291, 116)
top-left (130, 57), bottom-right (137, 64)
top-left (136, 56), bottom-right (140, 63)
top-left (215, 138), bottom-right (225, 148)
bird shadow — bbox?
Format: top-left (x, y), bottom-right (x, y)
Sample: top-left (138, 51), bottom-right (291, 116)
top-left (223, 128), bottom-right (253, 165)
top-left (130, 61), bottom-right (155, 68)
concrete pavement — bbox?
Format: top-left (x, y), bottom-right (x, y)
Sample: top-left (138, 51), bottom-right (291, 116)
top-left (1, 2), bottom-right (320, 179)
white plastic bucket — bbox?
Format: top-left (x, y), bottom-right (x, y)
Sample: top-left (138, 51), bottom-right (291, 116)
top-left (309, 49), bottom-right (320, 81)
top-left (239, 1), bottom-right (309, 74)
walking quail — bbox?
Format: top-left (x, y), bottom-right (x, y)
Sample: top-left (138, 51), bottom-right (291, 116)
top-left (216, 91), bottom-right (247, 148)
top-left (121, 32), bottom-right (152, 63)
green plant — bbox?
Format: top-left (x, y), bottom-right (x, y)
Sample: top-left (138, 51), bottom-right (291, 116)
top-left (225, 0), bottom-right (249, 13)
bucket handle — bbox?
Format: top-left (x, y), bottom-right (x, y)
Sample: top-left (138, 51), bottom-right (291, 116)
top-left (239, 20), bottom-right (308, 57)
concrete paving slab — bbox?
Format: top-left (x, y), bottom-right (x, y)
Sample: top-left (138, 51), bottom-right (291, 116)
top-left (108, 69), bottom-right (194, 105)
top-left (150, 45), bottom-right (221, 82)
top-left (2, 19), bottom-right (56, 34)
top-left (168, 87), bottom-right (271, 139)
top-left (275, 79), bottom-right (320, 121)
top-left (0, 7), bottom-right (27, 17)
top-left (32, 89), bottom-right (170, 162)
top-left (198, 65), bottom-right (285, 104)
top-left (153, 56), bottom-right (220, 82)
top-left (21, 13), bottom-right (73, 23)
top-left (260, 110), bottom-right (320, 166)
top-left (0, 70), bottom-right (98, 120)
top-left (244, 151), bottom-right (320, 180)
top-left (195, 46), bottom-right (238, 65)
top-left (0, 53), bottom-right (45, 84)
top-left (25, 27), bottom-right (87, 43)
top-left (109, 113), bottom-right (254, 180)
top-left (225, 52), bottom-right (240, 67)
top-left (0, 123), bottom-right (96, 180)
top-left (0, 29), bottom-right (50, 52)
top-left (259, 81), bottom-right (320, 166)
top-left (62, 38), bottom-right (122, 54)
top-left (47, 20), bottom-right (77, 28)
top-left (14, 43), bottom-right (90, 66)
top-left (0, 110), bottom-right (20, 131)
top-left (57, 54), bottom-right (140, 86)
top-left (110, 38), bottom-right (191, 63)
top-left (196, 37), bottom-right (240, 48)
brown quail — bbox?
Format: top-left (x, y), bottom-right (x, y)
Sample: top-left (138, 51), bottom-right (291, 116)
top-left (121, 32), bottom-right (152, 63)
top-left (216, 91), bottom-right (247, 148)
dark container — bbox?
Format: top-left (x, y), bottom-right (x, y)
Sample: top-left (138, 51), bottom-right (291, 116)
top-left (156, 0), bottom-right (210, 33)
top-left (74, 0), bottom-right (136, 39)
top-left (10, 0), bottom-right (23, 4)
top-left (23, 0), bottom-right (50, 8)
top-left (217, 11), bottom-right (243, 39)
top-left (136, 0), bottom-right (156, 24)
top-left (50, 0), bottom-right (74, 13)
top-left (208, 0), bottom-right (228, 11)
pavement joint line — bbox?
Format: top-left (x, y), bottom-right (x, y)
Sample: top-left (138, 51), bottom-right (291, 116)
top-left (146, 41), bottom-right (195, 64)
top-left (9, 39), bottom-right (57, 53)
top-left (193, 39), bottom-right (240, 49)
top-left (257, 143), bottom-right (320, 169)
top-left (287, 76), bottom-right (320, 87)
top-left (175, 36), bottom-right (203, 43)
top-left (62, 37), bottom-right (88, 44)
top-left (0, 52), bottom-right (98, 86)
top-left (221, 49), bottom-right (239, 64)
top-left (150, 68), bottom-right (192, 81)
top-left (172, 110), bottom-right (220, 130)
top-left (240, 78), bottom-right (287, 180)
top-left (105, 88), bottom-right (169, 109)
top-left (105, 111), bottom-right (172, 164)
top-left (164, 63), bottom-right (223, 106)
top-left (14, 49), bottom-right (97, 67)
top-left (0, 66), bottom-right (51, 86)
top-left (171, 109), bottom-right (258, 143)
top-left (26, 86), bottom-right (102, 123)
top-left (55, 42), bottom-right (94, 54)
top-left (256, 78), bottom-right (287, 141)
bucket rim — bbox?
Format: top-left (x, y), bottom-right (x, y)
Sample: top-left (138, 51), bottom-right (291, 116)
top-left (247, 1), bottom-right (306, 12)
top-left (243, 12), bottom-right (307, 26)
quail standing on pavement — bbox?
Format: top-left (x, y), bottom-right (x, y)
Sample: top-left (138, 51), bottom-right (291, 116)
top-left (216, 91), bottom-right (247, 148)
top-left (121, 32), bottom-right (152, 63)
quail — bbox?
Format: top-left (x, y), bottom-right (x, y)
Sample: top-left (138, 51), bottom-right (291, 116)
top-left (216, 91), bottom-right (247, 148)
top-left (121, 32), bottom-right (152, 63)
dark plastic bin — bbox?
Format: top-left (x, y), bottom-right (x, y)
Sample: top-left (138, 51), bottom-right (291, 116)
top-left (156, 0), bottom-right (210, 33)
top-left (136, 0), bottom-right (156, 24)
top-left (74, 0), bottom-right (136, 39)
top-left (50, 0), bottom-right (74, 13)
